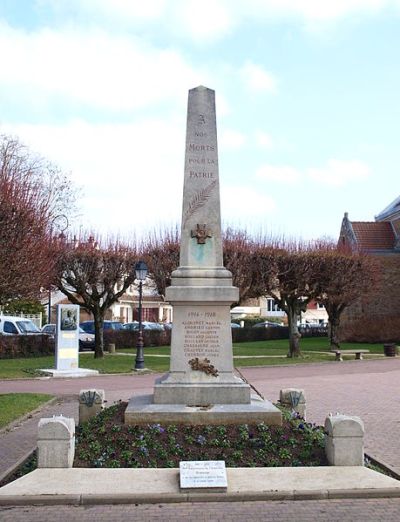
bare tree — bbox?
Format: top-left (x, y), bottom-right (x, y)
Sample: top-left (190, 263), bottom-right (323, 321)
top-left (142, 227), bottom-right (263, 305)
top-left (223, 228), bottom-right (261, 305)
top-left (315, 246), bottom-right (379, 349)
top-left (0, 134), bottom-right (77, 304)
top-left (53, 236), bottom-right (138, 358)
top-left (255, 240), bottom-right (323, 357)
top-left (142, 228), bottom-right (180, 299)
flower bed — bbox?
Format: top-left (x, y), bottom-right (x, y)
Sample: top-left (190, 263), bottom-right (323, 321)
top-left (74, 402), bottom-right (327, 469)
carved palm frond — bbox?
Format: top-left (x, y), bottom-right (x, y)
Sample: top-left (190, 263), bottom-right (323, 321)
top-left (183, 179), bottom-right (217, 227)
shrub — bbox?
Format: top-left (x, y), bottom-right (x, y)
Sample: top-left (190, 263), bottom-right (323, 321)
top-left (339, 315), bottom-right (400, 344)
top-left (104, 329), bottom-right (171, 349)
top-left (0, 335), bottom-right (54, 359)
top-left (232, 326), bottom-right (289, 343)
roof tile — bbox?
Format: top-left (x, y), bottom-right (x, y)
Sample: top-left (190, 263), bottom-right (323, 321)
top-left (352, 221), bottom-right (396, 250)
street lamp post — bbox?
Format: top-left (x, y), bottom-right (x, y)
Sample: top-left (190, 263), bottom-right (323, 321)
top-left (48, 215), bottom-right (69, 324)
top-left (134, 260), bottom-right (148, 370)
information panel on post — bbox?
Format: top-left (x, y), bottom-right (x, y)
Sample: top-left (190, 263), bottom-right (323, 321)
top-left (55, 304), bottom-right (80, 371)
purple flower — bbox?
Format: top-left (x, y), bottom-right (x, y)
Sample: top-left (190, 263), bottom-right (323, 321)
top-left (196, 435), bottom-right (206, 445)
top-left (150, 423), bottom-right (165, 433)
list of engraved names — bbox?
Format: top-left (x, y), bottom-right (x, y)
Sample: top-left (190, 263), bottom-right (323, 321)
top-left (182, 310), bottom-right (221, 358)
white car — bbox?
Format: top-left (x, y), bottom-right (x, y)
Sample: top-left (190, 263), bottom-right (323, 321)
top-left (0, 316), bottom-right (41, 335)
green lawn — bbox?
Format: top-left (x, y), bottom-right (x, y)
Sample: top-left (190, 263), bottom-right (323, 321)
top-left (0, 338), bottom-right (386, 379)
top-left (0, 393), bottom-right (54, 428)
top-left (121, 337), bottom-right (384, 356)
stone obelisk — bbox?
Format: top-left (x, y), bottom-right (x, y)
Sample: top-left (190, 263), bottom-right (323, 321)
top-left (125, 86), bottom-right (281, 425)
top-left (154, 86), bottom-right (249, 405)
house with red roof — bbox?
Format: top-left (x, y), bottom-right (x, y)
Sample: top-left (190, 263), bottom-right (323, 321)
top-left (338, 198), bottom-right (400, 341)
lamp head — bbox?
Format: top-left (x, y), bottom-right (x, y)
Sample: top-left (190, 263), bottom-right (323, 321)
top-left (135, 260), bottom-right (148, 281)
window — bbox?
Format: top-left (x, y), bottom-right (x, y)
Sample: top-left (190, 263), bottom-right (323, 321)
top-left (4, 321), bottom-right (18, 334)
top-left (17, 320), bottom-right (40, 333)
top-left (267, 298), bottom-right (282, 312)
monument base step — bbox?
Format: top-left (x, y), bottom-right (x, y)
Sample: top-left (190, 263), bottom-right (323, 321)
top-left (39, 368), bottom-right (99, 378)
top-left (154, 379), bottom-right (251, 405)
top-left (124, 394), bottom-right (282, 426)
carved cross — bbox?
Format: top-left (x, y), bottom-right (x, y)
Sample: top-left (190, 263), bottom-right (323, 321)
top-left (191, 224), bottom-right (212, 244)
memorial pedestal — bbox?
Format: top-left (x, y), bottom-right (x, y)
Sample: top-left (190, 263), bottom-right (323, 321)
top-left (125, 394), bottom-right (282, 426)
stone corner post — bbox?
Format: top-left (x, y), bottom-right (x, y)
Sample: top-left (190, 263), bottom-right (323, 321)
top-left (79, 389), bottom-right (105, 424)
top-left (37, 415), bottom-right (75, 468)
top-left (279, 388), bottom-right (306, 419)
top-left (325, 413), bottom-right (364, 466)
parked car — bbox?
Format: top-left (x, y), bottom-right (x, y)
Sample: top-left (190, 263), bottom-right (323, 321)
top-left (80, 320), bottom-right (124, 335)
top-left (298, 323), bottom-right (328, 334)
top-left (123, 321), bottom-right (164, 331)
top-left (0, 315), bottom-right (41, 335)
top-left (231, 322), bottom-right (241, 328)
top-left (41, 323), bottom-right (95, 351)
top-left (252, 321), bottom-right (285, 328)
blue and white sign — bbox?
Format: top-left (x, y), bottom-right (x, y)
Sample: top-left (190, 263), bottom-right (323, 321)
top-left (55, 304), bottom-right (80, 371)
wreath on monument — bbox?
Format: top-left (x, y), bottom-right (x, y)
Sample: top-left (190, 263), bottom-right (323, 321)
top-left (188, 357), bottom-right (219, 377)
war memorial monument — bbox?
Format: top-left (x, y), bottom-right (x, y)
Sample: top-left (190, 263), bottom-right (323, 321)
top-left (125, 86), bottom-right (281, 425)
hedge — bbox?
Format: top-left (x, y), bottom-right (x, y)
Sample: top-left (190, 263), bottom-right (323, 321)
top-left (339, 315), bottom-right (400, 344)
top-left (104, 329), bottom-right (171, 349)
top-left (0, 335), bottom-right (54, 359)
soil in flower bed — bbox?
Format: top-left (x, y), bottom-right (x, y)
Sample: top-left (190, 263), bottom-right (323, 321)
top-left (74, 401), bottom-right (328, 468)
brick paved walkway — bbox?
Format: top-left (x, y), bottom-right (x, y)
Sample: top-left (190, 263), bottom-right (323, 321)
top-left (239, 358), bottom-right (400, 475)
top-left (1, 499), bottom-right (400, 521)
top-left (1, 358), bottom-right (400, 519)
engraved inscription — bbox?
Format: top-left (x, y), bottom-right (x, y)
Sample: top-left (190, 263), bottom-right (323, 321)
top-left (183, 310), bottom-right (222, 359)
top-left (188, 143), bottom-right (215, 152)
top-left (188, 158), bottom-right (217, 165)
top-left (190, 171), bottom-right (214, 179)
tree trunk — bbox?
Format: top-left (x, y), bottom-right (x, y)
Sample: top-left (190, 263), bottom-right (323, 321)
top-left (329, 314), bottom-right (341, 351)
top-left (287, 307), bottom-right (302, 358)
top-left (93, 311), bottom-right (104, 359)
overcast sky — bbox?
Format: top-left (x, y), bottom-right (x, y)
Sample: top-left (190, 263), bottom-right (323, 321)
top-left (1, 0), bottom-right (399, 241)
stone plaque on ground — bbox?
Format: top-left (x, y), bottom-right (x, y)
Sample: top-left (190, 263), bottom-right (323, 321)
top-left (179, 460), bottom-right (227, 489)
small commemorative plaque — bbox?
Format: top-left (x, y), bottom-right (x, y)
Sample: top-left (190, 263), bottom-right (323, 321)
top-left (179, 460), bottom-right (227, 490)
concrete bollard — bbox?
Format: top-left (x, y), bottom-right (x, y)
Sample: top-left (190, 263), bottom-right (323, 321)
top-left (325, 414), bottom-right (364, 466)
top-left (79, 389), bottom-right (105, 424)
top-left (107, 343), bottom-right (116, 354)
top-left (279, 388), bottom-right (306, 419)
top-left (37, 416), bottom-right (75, 468)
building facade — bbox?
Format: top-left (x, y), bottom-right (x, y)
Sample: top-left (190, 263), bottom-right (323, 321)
top-left (338, 197), bottom-right (400, 341)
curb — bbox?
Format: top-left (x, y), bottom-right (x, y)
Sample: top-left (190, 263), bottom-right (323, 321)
top-left (0, 396), bottom-right (58, 436)
top-left (365, 453), bottom-right (400, 481)
top-left (0, 395), bottom-right (75, 484)
top-left (1, 487), bottom-right (400, 506)
top-left (0, 449), bottom-right (36, 485)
